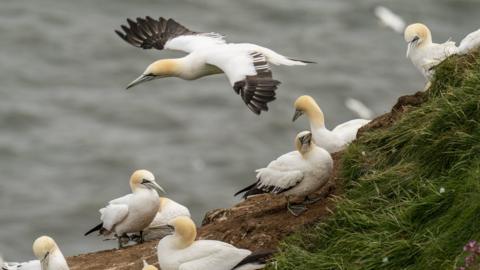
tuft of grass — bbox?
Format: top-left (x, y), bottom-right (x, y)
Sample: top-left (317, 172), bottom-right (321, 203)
top-left (269, 51), bottom-right (480, 269)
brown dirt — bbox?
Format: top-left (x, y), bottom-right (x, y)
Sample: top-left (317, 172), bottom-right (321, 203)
top-left (67, 91), bottom-right (428, 269)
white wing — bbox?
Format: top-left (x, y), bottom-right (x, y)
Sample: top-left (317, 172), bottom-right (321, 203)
top-left (177, 240), bottom-right (250, 270)
top-left (100, 203), bottom-right (129, 231)
top-left (165, 34), bottom-right (226, 53)
top-left (332, 119), bottom-right (370, 143)
top-left (458, 28), bottom-right (480, 55)
top-left (255, 151), bottom-right (305, 193)
top-left (374, 6), bottom-right (406, 34)
top-left (345, 98), bottom-right (373, 119)
top-left (150, 199), bottom-right (191, 228)
top-left (2, 260), bottom-right (40, 270)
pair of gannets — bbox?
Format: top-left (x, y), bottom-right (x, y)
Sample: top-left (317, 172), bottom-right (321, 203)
top-left (2, 236), bottom-right (69, 270)
top-left (157, 216), bottom-right (271, 270)
top-left (85, 169), bottom-right (190, 248)
top-left (115, 17), bottom-right (313, 115)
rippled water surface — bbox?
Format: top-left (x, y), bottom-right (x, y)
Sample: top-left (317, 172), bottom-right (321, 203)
top-left (1, 0), bottom-right (479, 259)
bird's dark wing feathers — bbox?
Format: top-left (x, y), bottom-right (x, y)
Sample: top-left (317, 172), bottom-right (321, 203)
top-left (115, 16), bottom-right (198, 50)
top-left (234, 178), bottom-right (296, 199)
top-left (233, 52), bottom-right (281, 115)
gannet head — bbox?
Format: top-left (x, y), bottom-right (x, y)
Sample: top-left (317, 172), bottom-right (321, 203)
top-left (130, 169), bottom-right (165, 194)
top-left (404, 23), bottom-right (432, 58)
top-left (32, 236), bottom-right (57, 264)
top-left (295, 130), bottom-right (314, 155)
top-left (292, 95), bottom-right (325, 127)
top-left (168, 216), bottom-right (196, 249)
top-left (142, 260), bottom-right (158, 270)
top-left (126, 59), bottom-right (180, 89)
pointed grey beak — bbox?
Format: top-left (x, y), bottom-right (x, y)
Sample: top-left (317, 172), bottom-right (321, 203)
top-left (292, 110), bottom-right (304, 122)
top-left (126, 74), bottom-right (155, 89)
top-left (406, 36), bottom-right (419, 58)
top-left (300, 133), bottom-right (312, 152)
top-left (141, 179), bottom-right (166, 193)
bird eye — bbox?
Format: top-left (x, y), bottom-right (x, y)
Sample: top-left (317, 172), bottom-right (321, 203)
top-left (412, 36), bottom-right (420, 43)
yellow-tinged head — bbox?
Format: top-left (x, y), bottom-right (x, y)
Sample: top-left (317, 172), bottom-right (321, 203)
top-left (142, 260), bottom-right (158, 270)
top-left (295, 130), bottom-right (314, 155)
top-left (404, 23), bottom-right (432, 57)
top-left (32, 236), bottom-right (58, 262)
top-left (168, 216), bottom-right (197, 249)
top-left (126, 59), bottom-right (181, 89)
top-left (129, 169), bottom-right (165, 193)
top-left (292, 95), bottom-right (324, 127)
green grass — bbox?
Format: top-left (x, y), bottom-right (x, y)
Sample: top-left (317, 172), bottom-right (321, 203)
top-left (269, 51), bottom-right (480, 270)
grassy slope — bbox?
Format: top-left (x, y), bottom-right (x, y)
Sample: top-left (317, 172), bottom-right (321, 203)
top-left (270, 51), bottom-right (480, 270)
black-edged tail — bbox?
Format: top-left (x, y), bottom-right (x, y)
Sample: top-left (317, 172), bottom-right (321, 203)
top-left (84, 223), bottom-right (103, 236)
top-left (233, 249), bottom-right (275, 270)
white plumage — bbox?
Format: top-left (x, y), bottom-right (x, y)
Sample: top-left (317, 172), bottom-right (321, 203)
top-left (374, 6), bottom-right (406, 34)
top-left (345, 98), bottom-right (374, 119)
top-left (116, 17), bottom-right (312, 115)
top-left (149, 197), bottom-right (191, 229)
top-left (157, 217), bottom-right (269, 270)
top-left (293, 95), bottom-right (370, 153)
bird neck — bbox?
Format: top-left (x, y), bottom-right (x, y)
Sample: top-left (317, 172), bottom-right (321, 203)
top-left (172, 226), bottom-right (196, 249)
top-left (306, 105), bottom-right (325, 129)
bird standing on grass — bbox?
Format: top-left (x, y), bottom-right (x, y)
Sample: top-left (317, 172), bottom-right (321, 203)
top-left (2, 236), bottom-right (69, 270)
top-left (235, 131), bottom-right (333, 216)
top-left (292, 95), bottom-right (370, 153)
top-left (404, 23), bottom-right (480, 80)
top-left (157, 216), bottom-right (272, 270)
top-left (84, 169), bottom-right (164, 248)
top-left (115, 16), bottom-right (313, 115)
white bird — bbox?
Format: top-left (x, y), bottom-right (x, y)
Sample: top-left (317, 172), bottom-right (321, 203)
top-left (2, 236), bottom-right (69, 270)
top-left (149, 197), bottom-right (191, 229)
top-left (84, 169), bottom-right (164, 248)
top-left (292, 95), bottom-right (370, 153)
top-left (142, 260), bottom-right (158, 270)
top-left (374, 6), bottom-right (406, 34)
top-left (157, 216), bottom-right (272, 270)
top-left (344, 98), bottom-right (373, 119)
top-left (404, 23), bottom-right (480, 80)
top-left (115, 16), bottom-right (313, 115)
top-left (235, 130), bottom-right (333, 216)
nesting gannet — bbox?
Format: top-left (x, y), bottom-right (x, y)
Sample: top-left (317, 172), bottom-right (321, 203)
top-left (84, 169), bottom-right (164, 248)
top-left (2, 236), bottom-right (69, 270)
top-left (142, 260), bottom-right (158, 270)
top-left (115, 17), bottom-right (313, 115)
top-left (235, 131), bottom-right (333, 216)
top-left (374, 6), bottom-right (406, 34)
top-left (292, 95), bottom-right (370, 153)
top-left (405, 23), bottom-right (480, 80)
top-left (157, 216), bottom-right (272, 270)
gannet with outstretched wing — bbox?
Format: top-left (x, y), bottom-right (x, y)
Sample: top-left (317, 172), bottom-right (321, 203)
top-left (157, 216), bottom-right (272, 270)
top-left (2, 236), bottom-right (69, 270)
top-left (405, 23), bottom-right (480, 80)
top-left (292, 95), bottom-right (370, 153)
top-left (115, 17), bottom-right (313, 115)
top-left (84, 169), bottom-right (164, 248)
top-left (235, 131), bottom-right (333, 216)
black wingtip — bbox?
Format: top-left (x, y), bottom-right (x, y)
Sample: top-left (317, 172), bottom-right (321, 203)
top-left (289, 58), bottom-right (317, 64)
top-left (233, 249), bottom-right (276, 269)
top-left (84, 223), bottom-right (103, 236)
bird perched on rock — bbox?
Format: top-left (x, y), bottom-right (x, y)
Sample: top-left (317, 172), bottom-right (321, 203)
top-left (2, 236), bottom-right (69, 270)
top-left (404, 23), bottom-right (480, 80)
top-left (292, 95), bottom-right (370, 153)
top-left (235, 131), bottom-right (333, 216)
top-left (84, 169), bottom-right (164, 248)
top-left (157, 216), bottom-right (272, 270)
top-left (115, 16), bottom-right (313, 115)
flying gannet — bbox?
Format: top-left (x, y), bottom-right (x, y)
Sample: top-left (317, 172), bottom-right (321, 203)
top-left (235, 131), bottom-right (333, 216)
top-left (115, 17), bottom-right (313, 115)
top-left (2, 236), bottom-right (69, 270)
top-left (142, 260), bottom-right (158, 270)
top-left (84, 169), bottom-right (164, 248)
top-left (374, 6), bottom-right (406, 34)
top-left (157, 216), bottom-right (272, 270)
top-left (292, 95), bottom-right (370, 153)
top-left (405, 23), bottom-right (480, 80)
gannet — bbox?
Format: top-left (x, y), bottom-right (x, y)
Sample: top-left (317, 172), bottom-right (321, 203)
top-left (115, 17), bottom-right (313, 115)
top-left (142, 260), bottom-right (158, 270)
top-left (84, 169), bottom-right (164, 248)
top-left (374, 6), bottom-right (406, 34)
top-left (405, 23), bottom-right (480, 80)
top-left (235, 131), bottom-right (333, 216)
top-left (292, 95), bottom-right (370, 153)
top-left (2, 236), bottom-right (69, 270)
top-left (157, 216), bottom-right (272, 270)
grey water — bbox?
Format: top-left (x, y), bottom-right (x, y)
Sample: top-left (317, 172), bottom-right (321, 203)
top-left (1, 0), bottom-right (479, 260)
